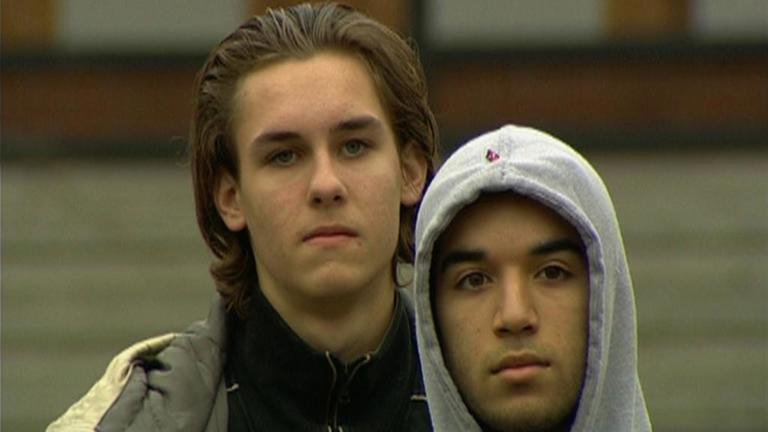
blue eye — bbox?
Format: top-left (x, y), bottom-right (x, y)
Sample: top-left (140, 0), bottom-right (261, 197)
top-left (342, 139), bottom-right (367, 156)
top-left (270, 149), bottom-right (296, 166)
top-left (457, 272), bottom-right (492, 291)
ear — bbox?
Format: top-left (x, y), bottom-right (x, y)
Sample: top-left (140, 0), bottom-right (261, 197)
top-left (400, 140), bottom-right (428, 207)
top-left (214, 171), bottom-right (247, 231)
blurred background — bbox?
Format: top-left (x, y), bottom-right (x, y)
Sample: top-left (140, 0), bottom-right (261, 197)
top-left (2, 0), bottom-right (766, 430)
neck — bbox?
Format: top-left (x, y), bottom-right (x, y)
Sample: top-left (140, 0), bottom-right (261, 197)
top-left (258, 275), bottom-right (396, 364)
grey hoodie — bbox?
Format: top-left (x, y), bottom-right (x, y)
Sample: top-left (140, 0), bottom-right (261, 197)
top-left (414, 125), bottom-right (651, 431)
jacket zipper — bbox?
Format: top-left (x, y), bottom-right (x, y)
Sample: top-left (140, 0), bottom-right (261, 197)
top-left (325, 352), bottom-right (373, 431)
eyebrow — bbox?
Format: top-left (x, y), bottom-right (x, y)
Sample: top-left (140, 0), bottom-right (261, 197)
top-left (251, 130), bottom-right (301, 147)
top-left (249, 115), bottom-right (382, 153)
top-left (438, 250), bottom-right (485, 274)
top-left (437, 238), bottom-right (585, 274)
top-left (529, 238), bottom-right (586, 257)
top-left (333, 115), bottom-right (382, 133)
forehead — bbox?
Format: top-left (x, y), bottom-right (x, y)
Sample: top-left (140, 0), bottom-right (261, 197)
top-left (437, 193), bottom-right (580, 253)
top-left (230, 50), bottom-right (396, 151)
top-left (234, 50), bottom-right (384, 116)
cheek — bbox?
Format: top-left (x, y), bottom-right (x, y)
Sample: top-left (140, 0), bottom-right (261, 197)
top-left (354, 151), bottom-right (403, 193)
top-left (437, 300), bottom-right (485, 357)
top-left (352, 168), bottom-right (404, 233)
top-left (573, 307), bottom-right (589, 364)
top-left (242, 184), bottom-right (300, 238)
top-left (356, 170), bottom-right (402, 203)
top-left (441, 320), bottom-right (486, 384)
top-left (548, 302), bottom-right (588, 372)
top-left (564, 318), bottom-right (588, 388)
top-left (568, 291), bottom-right (589, 352)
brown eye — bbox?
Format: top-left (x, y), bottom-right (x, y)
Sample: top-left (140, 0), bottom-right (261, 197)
top-left (538, 265), bottom-right (570, 281)
top-left (457, 272), bottom-right (491, 291)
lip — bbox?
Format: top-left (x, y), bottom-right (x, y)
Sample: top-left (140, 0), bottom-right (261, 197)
top-left (491, 353), bottom-right (550, 375)
top-left (302, 225), bottom-right (358, 243)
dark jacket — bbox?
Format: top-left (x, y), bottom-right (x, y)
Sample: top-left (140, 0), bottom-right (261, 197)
top-left (226, 286), bottom-right (430, 431)
top-left (47, 288), bottom-right (429, 431)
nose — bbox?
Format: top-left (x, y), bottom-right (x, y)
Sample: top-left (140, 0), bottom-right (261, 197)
top-left (308, 151), bottom-right (346, 206)
top-left (493, 272), bottom-right (539, 336)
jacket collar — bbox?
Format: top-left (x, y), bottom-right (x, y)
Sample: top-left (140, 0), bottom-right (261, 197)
top-left (227, 286), bottom-right (417, 430)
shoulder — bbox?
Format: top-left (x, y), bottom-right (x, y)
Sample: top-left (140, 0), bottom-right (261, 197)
top-left (47, 297), bottom-right (230, 431)
top-left (46, 333), bottom-right (176, 431)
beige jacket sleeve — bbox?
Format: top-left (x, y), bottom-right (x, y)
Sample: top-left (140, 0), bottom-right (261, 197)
top-left (46, 333), bottom-right (176, 432)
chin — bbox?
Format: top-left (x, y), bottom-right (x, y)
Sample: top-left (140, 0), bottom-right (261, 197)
top-left (478, 413), bottom-right (569, 432)
top-left (301, 270), bottom-right (369, 296)
top-left (471, 395), bottom-right (576, 432)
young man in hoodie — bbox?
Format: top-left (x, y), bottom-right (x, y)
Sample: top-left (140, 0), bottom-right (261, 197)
top-left (48, 3), bottom-right (437, 431)
top-left (414, 125), bottom-right (651, 431)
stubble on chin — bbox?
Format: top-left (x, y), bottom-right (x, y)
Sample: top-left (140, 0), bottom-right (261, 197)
top-left (463, 382), bottom-right (579, 432)
top-left (473, 405), bottom-right (574, 432)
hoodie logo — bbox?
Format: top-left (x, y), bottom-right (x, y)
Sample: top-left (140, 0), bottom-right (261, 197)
top-left (485, 149), bottom-right (500, 162)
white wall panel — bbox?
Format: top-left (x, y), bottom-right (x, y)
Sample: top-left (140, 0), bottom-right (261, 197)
top-left (692, 0), bottom-right (768, 39)
top-left (56, 0), bottom-right (248, 51)
top-left (426, 0), bottom-right (603, 47)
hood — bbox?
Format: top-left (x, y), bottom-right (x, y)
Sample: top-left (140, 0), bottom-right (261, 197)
top-left (414, 125), bottom-right (651, 431)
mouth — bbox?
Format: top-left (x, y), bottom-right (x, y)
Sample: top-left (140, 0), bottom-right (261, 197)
top-left (491, 352), bottom-right (550, 376)
top-left (302, 225), bottom-right (358, 244)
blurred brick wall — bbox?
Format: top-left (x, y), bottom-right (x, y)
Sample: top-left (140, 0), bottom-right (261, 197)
top-left (2, 0), bottom-right (767, 156)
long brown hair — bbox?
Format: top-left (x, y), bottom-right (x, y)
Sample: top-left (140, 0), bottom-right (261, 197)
top-left (188, 2), bottom-right (438, 315)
